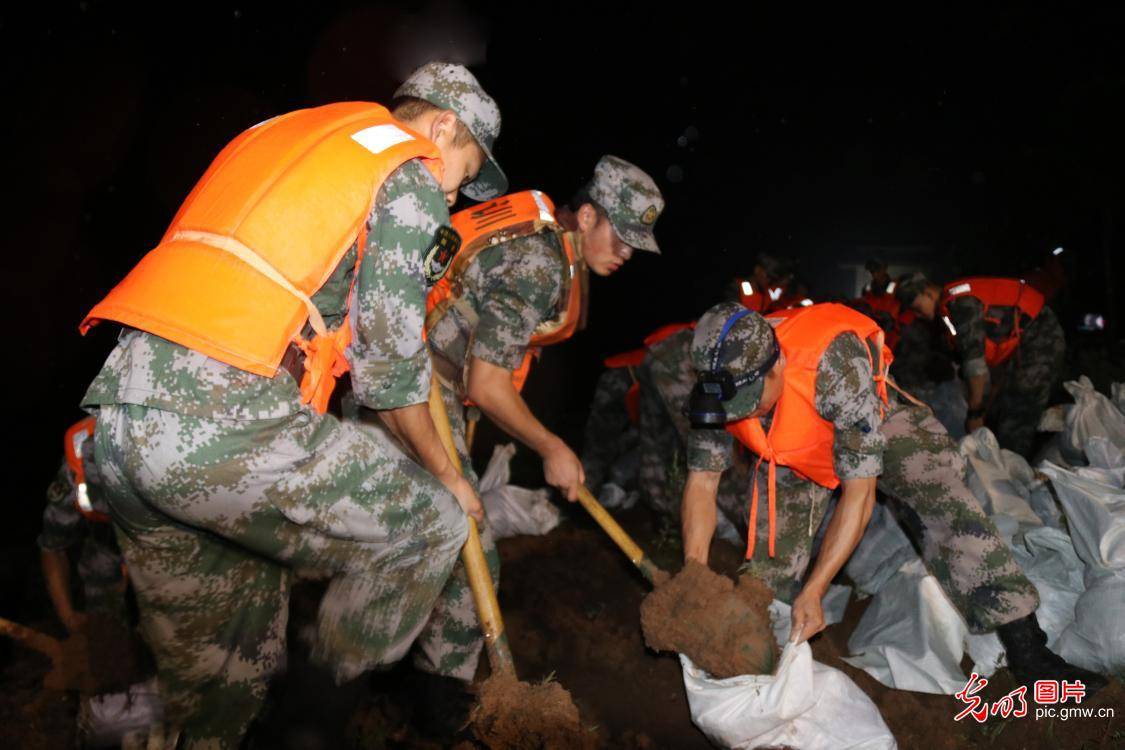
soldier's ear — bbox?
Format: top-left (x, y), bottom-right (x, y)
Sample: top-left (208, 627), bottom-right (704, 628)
top-left (577, 203), bottom-right (597, 232)
top-left (429, 110), bottom-right (459, 146)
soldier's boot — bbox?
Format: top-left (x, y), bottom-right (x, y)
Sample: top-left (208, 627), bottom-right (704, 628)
top-left (996, 614), bottom-right (1108, 694)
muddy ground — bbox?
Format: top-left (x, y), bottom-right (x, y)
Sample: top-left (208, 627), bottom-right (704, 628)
top-left (2, 503), bottom-right (1122, 749)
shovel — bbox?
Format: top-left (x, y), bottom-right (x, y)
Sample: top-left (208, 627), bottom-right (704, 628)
top-left (0, 615), bottom-right (97, 692)
top-left (427, 378), bottom-right (515, 675)
top-left (574, 485), bottom-right (668, 585)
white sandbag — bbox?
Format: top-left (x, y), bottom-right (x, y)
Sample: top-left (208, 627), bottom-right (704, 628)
top-left (597, 481), bottom-right (639, 510)
top-left (844, 501), bottom-right (920, 597)
top-left (680, 642), bottom-right (896, 750)
top-left (79, 679), bottom-right (164, 748)
top-left (1076, 437), bottom-right (1125, 489)
top-left (960, 428), bottom-right (1042, 532)
top-left (478, 443), bottom-right (561, 539)
top-left (1040, 462), bottom-right (1125, 673)
top-left (1008, 526), bottom-right (1085, 650)
top-left (1054, 572), bottom-right (1125, 675)
top-left (844, 559), bottom-right (975, 693)
top-left (767, 586), bottom-right (853, 650)
top-left (1059, 376), bottom-right (1125, 464)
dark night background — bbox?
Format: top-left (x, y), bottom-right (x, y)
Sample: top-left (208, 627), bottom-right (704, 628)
top-left (3, 0), bottom-right (1124, 562)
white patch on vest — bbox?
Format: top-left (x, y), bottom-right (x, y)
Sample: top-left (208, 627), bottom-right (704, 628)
top-left (886, 281), bottom-right (896, 294)
top-left (351, 124), bottom-right (414, 155)
top-left (769, 286), bottom-right (783, 301)
top-left (948, 283), bottom-right (972, 296)
top-left (942, 315), bottom-right (958, 336)
top-left (741, 281), bottom-right (753, 296)
top-left (799, 298), bottom-right (814, 306)
top-left (76, 483), bottom-right (93, 514)
top-left (530, 190), bottom-right (555, 223)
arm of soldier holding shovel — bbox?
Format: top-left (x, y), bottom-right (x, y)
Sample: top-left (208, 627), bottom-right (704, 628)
top-left (466, 356), bottom-right (585, 501)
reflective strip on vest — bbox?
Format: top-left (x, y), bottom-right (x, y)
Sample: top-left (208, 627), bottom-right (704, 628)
top-left (942, 315), bottom-right (957, 336)
top-left (948, 282), bottom-right (972, 296)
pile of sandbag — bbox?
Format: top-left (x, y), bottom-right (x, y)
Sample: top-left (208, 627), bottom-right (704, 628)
top-left (843, 377), bottom-right (1125, 695)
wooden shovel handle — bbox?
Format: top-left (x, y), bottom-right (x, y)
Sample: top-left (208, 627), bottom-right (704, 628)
top-left (428, 378), bottom-right (515, 675)
top-left (575, 486), bottom-right (667, 585)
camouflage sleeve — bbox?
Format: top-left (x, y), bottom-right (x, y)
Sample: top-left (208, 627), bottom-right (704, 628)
top-left (948, 296), bottom-right (990, 379)
top-left (470, 234), bottom-right (563, 371)
top-left (37, 460), bottom-right (83, 552)
top-left (815, 332), bottom-right (886, 479)
top-left (348, 160), bottom-right (450, 410)
top-left (687, 428), bottom-right (734, 473)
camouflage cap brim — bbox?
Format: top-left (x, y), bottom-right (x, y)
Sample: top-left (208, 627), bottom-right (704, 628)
top-left (612, 221), bottom-right (660, 255)
top-left (460, 144), bottom-right (507, 201)
top-left (724, 379), bottom-right (764, 422)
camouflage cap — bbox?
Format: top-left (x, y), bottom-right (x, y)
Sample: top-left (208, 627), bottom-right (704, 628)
top-left (395, 62), bottom-right (507, 201)
top-left (690, 301), bottom-right (778, 421)
top-left (893, 271), bottom-right (931, 307)
top-left (585, 155), bottom-right (664, 253)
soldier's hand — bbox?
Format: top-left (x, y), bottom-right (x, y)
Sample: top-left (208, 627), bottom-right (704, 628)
top-left (790, 586), bottom-right (826, 644)
top-left (542, 438), bottom-right (585, 502)
top-left (450, 475), bottom-right (485, 524)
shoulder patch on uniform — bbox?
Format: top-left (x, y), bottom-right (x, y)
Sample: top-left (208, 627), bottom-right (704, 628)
top-left (641, 205), bottom-right (659, 225)
top-left (423, 226), bottom-right (461, 286)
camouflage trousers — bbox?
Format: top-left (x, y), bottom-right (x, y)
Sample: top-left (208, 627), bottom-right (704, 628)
top-left (736, 403), bottom-right (1039, 633)
top-left (77, 525), bottom-right (128, 622)
top-left (410, 383), bottom-right (500, 682)
top-left (580, 367), bottom-right (640, 495)
top-left (95, 403), bottom-right (468, 750)
top-left (989, 306), bottom-right (1066, 458)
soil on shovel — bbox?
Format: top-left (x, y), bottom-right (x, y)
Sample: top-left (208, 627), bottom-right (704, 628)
top-left (469, 672), bottom-right (597, 750)
top-left (640, 560), bottom-right (776, 678)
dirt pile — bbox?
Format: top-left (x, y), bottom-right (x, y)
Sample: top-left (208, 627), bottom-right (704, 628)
top-left (639, 560), bottom-right (776, 678)
top-left (469, 672), bottom-right (597, 750)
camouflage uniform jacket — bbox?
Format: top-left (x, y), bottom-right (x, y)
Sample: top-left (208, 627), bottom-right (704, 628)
top-left (82, 160), bottom-right (447, 417)
top-left (427, 230), bottom-right (565, 392)
top-left (688, 332), bottom-right (887, 480)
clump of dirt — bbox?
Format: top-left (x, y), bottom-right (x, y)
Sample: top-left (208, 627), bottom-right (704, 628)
top-left (640, 560), bottom-right (776, 679)
top-left (469, 672), bottom-right (597, 750)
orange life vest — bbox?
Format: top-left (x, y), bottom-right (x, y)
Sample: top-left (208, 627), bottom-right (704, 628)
top-left (81, 103), bottom-right (443, 414)
top-left (64, 417), bottom-right (109, 523)
top-left (427, 190), bottom-right (586, 394)
top-left (940, 277), bottom-right (1045, 367)
top-left (602, 323), bottom-right (695, 425)
top-left (725, 303), bottom-right (891, 559)
top-left (862, 289), bottom-right (902, 319)
top-left (739, 281), bottom-right (785, 313)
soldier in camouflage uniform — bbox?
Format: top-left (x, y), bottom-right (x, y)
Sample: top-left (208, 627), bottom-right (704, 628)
top-left (580, 364), bottom-right (640, 504)
top-left (39, 424), bottom-right (126, 632)
top-left (895, 273), bottom-right (1067, 458)
top-left (81, 63), bottom-right (506, 749)
top-left (680, 302), bottom-right (1105, 689)
top-left (419, 156), bottom-right (664, 684)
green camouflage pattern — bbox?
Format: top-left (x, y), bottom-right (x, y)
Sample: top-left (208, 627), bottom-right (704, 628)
top-left (427, 231), bottom-right (565, 392)
top-left (675, 321), bottom-right (1039, 632)
top-left (409, 383), bottom-right (500, 682)
top-left (687, 330), bottom-right (887, 480)
top-left (948, 299), bottom-right (1066, 458)
top-left (580, 366), bottom-right (640, 495)
top-left (39, 453), bottom-right (126, 620)
top-left (83, 160), bottom-right (447, 418)
top-left (79, 159), bottom-right (462, 749)
top-left (94, 402), bottom-right (467, 749)
top-left (585, 155), bottom-right (663, 253)
top-left (689, 301), bottom-right (773, 421)
top-left (395, 61), bottom-right (506, 200)
top-left (733, 401), bottom-right (1038, 632)
top-left (643, 329), bottom-right (755, 520)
